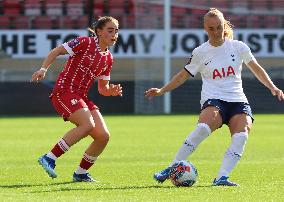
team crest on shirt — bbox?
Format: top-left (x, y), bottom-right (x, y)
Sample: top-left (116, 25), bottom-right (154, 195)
top-left (68, 38), bottom-right (80, 48)
top-left (71, 99), bottom-right (78, 105)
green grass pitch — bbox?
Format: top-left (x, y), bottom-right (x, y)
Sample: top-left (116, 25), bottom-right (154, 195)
top-left (0, 114), bottom-right (283, 201)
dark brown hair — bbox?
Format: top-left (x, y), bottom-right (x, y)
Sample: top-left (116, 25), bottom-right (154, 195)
top-left (88, 16), bottom-right (119, 35)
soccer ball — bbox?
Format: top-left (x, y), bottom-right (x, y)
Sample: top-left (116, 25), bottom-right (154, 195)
top-left (169, 160), bottom-right (198, 187)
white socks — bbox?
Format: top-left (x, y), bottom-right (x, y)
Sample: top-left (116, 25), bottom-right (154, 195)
top-left (46, 152), bottom-right (57, 160)
top-left (171, 124), bottom-right (248, 180)
top-left (217, 132), bottom-right (248, 180)
top-left (76, 167), bottom-right (87, 175)
top-left (172, 123), bottom-right (211, 164)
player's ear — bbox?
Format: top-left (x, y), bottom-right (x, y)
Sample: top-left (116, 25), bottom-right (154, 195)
top-left (97, 28), bottom-right (103, 37)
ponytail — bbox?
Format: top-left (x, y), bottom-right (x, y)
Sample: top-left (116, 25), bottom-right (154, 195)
top-left (224, 19), bottom-right (234, 39)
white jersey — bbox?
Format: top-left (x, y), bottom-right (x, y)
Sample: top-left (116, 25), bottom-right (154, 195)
top-left (184, 38), bottom-right (256, 107)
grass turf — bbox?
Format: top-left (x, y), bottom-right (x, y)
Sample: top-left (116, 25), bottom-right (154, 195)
top-left (0, 114), bottom-right (283, 201)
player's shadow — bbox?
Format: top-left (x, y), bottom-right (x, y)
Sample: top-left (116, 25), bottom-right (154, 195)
top-left (1, 182), bottom-right (213, 193)
top-left (0, 181), bottom-right (75, 189)
top-left (30, 184), bottom-right (213, 193)
top-left (92, 184), bottom-right (212, 191)
top-left (26, 185), bottom-right (177, 193)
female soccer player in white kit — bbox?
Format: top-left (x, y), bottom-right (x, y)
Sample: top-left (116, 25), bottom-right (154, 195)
top-left (145, 8), bottom-right (284, 186)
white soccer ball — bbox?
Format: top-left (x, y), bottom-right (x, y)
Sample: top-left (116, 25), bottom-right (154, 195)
top-left (169, 160), bottom-right (198, 187)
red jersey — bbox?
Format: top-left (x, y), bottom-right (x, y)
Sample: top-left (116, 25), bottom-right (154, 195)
top-left (51, 36), bottom-right (113, 97)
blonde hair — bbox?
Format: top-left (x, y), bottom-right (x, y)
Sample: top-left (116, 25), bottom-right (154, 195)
top-left (204, 8), bottom-right (234, 39)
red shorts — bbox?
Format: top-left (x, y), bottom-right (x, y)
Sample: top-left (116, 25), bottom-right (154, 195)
top-left (50, 91), bottom-right (99, 121)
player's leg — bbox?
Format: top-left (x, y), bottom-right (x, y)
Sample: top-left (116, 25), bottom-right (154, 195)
top-left (154, 104), bottom-right (222, 183)
top-left (73, 109), bottom-right (110, 182)
top-left (64, 108), bottom-right (96, 144)
top-left (173, 105), bottom-right (222, 163)
top-left (38, 93), bottom-right (95, 179)
top-left (38, 108), bottom-right (95, 178)
top-left (39, 108), bottom-right (95, 178)
top-left (213, 111), bottom-right (252, 186)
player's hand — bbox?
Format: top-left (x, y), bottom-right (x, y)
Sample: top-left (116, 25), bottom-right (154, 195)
top-left (145, 88), bottom-right (163, 97)
top-left (271, 87), bottom-right (284, 101)
top-left (31, 68), bottom-right (46, 82)
top-left (109, 84), bottom-right (123, 96)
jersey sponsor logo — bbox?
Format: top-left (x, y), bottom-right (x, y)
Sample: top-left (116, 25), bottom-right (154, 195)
top-left (68, 38), bottom-right (80, 48)
top-left (212, 66), bottom-right (236, 79)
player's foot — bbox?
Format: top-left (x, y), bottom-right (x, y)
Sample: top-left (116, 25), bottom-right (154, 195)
top-left (212, 176), bottom-right (239, 186)
top-left (153, 167), bottom-right (172, 183)
top-left (38, 154), bottom-right (57, 178)
top-left (73, 172), bottom-right (96, 182)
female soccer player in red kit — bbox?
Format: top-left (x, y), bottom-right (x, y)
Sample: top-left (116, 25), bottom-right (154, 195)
top-left (31, 16), bottom-right (122, 182)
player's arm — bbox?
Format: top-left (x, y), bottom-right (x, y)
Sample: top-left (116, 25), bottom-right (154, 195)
top-left (246, 60), bottom-right (284, 101)
top-left (145, 69), bottom-right (190, 97)
top-left (98, 79), bottom-right (123, 97)
top-left (31, 45), bottom-right (67, 82)
top-left (41, 45), bottom-right (67, 70)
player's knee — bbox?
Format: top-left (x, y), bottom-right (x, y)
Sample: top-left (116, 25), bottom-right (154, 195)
top-left (240, 124), bottom-right (252, 134)
top-left (245, 124), bottom-right (252, 133)
top-left (80, 123), bottom-right (96, 137)
top-left (90, 130), bottom-right (110, 144)
top-left (100, 132), bottom-right (110, 144)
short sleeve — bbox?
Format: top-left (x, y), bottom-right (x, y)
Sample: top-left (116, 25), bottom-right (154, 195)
top-left (184, 49), bottom-right (201, 77)
top-left (62, 37), bottom-right (89, 56)
top-left (237, 41), bottom-right (256, 65)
